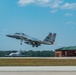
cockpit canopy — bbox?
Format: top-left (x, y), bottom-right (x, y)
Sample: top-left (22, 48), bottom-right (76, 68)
top-left (15, 33), bottom-right (26, 35)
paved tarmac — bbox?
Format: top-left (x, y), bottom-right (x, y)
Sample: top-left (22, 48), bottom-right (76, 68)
top-left (0, 66), bottom-right (76, 71)
top-left (0, 66), bottom-right (76, 75)
top-left (0, 71), bottom-right (76, 75)
top-left (0, 57), bottom-right (76, 59)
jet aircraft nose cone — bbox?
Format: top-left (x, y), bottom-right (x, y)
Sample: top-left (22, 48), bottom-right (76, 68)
top-left (6, 35), bottom-right (9, 37)
top-left (6, 35), bottom-right (12, 37)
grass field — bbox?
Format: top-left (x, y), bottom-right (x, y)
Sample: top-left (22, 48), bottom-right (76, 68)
top-left (0, 58), bottom-right (76, 66)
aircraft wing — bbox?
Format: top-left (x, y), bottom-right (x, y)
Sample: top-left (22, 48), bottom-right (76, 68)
top-left (23, 36), bottom-right (41, 47)
top-left (24, 37), bottom-right (41, 43)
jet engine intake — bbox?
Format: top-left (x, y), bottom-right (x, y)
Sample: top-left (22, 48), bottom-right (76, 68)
top-left (24, 42), bottom-right (31, 45)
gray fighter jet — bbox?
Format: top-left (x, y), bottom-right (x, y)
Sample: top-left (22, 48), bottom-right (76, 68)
top-left (6, 33), bottom-right (56, 47)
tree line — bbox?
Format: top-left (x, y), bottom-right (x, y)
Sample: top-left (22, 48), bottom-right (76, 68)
top-left (0, 50), bottom-right (55, 57)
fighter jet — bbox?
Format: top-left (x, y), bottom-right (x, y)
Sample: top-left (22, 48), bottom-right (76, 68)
top-left (8, 51), bottom-right (25, 57)
top-left (6, 32), bottom-right (56, 47)
top-left (9, 51), bottom-right (21, 57)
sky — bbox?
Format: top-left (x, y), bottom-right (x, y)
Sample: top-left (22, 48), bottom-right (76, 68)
top-left (0, 0), bottom-right (76, 51)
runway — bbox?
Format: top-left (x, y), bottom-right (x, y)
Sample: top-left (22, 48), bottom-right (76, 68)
top-left (0, 66), bottom-right (76, 75)
top-left (0, 71), bottom-right (76, 75)
top-left (0, 66), bottom-right (76, 71)
top-left (0, 57), bottom-right (76, 59)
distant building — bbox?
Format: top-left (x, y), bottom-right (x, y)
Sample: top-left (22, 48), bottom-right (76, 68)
top-left (55, 46), bottom-right (76, 57)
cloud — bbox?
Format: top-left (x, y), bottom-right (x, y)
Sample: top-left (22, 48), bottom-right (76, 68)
top-left (64, 13), bottom-right (73, 16)
top-left (61, 3), bottom-right (76, 10)
top-left (17, 0), bottom-right (76, 12)
top-left (17, 0), bottom-right (35, 6)
top-left (66, 21), bottom-right (76, 25)
top-left (51, 9), bottom-right (58, 13)
top-left (17, 0), bottom-right (51, 6)
top-left (17, 0), bottom-right (63, 7)
top-left (49, 0), bottom-right (63, 8)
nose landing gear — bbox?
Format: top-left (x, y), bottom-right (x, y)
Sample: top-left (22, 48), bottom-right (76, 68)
top-left (20, 40), bottom-right (23, 45)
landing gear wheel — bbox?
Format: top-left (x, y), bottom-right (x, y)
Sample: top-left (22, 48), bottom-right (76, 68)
top-left (36, 45), bottom-right (38, 47)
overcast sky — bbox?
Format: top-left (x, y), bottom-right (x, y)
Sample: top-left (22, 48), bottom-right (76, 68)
top-left (0, 0), bottom-right (76, 51)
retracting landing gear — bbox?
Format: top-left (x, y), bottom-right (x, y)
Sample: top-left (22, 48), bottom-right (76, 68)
top-left (36, 45), bottom-right (38, 47)
top-left (32, 42), bottom-right (41, 47)
top-left (20, 40), bottom-right (23, 45)
top-left (20, 42), bottom-right (22, 45)
top-left (32, 45), bottom-right (35, 47)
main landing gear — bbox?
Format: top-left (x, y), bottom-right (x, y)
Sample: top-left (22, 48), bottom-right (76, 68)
top-left (20, 40), bottom-right (23, 45)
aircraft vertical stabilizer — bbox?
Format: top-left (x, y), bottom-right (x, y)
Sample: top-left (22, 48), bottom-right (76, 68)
top-left (51, 33), bottom-right (56, 43)
top-left (43, 33), bottom-right (56, 44)
top-left (43, 33), bottom-right (52, 42)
